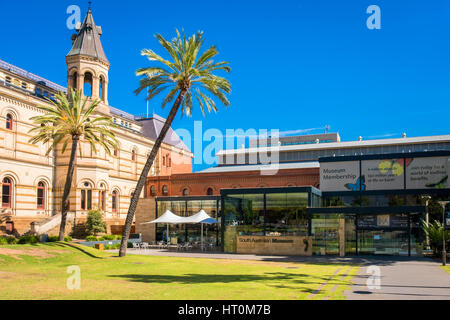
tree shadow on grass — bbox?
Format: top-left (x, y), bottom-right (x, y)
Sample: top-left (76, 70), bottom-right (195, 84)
top-left (108, 272), bottom-right (343, 287)
top-left (53, 242), bottom-right (104, 259)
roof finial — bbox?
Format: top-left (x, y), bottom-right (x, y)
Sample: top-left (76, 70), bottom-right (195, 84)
top-left (88, 1), bottom-right (92, 10)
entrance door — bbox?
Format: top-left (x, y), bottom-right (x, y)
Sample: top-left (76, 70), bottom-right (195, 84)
top-left (358, 229), bottom-right (409, 255)
top-left (311, 215), bottom-right (340, 255)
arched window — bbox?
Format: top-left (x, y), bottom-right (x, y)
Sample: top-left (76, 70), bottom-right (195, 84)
top-left (99, 76), bottom-right (105, 101)
top-left (162, 185), bottom-right (168, 195)
top-left (182, 188), bottom-right (189, 196)
top-left (2, 178), bottom-right (12, 208)
top-left (131, 150), bottom-right (136, 161)
top-left (81, 182), bottom-right (92, 210)
top-left (6, 114), bottom-right (13, 130)
top-left (206, 188), bottom-right (214, 196)
top-left (150, 185), bottom-right (156, 196)
top-left (72, 72), bottom-right (78, 89)
top-left (83, 72), bottom-right (93, 97)
top-left (99, 183), bottom-right (106, 211)
top-left (112, 190), bottom-right (118, 213)
top-left (162, 156), bottom-right (166, 166)
top-left (37, 181), bottom-right (46, 209)
top-left (168, 157), bottom-right (171, 168)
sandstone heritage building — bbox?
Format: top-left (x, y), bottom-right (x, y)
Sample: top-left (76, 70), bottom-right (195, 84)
top-left (0, 8), bottom-right (192, 236)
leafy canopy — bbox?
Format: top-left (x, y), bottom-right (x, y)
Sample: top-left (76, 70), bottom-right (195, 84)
top-left (29, 89), bottom-right (119, 156)
top-left (135, 29), bottom-right (231, 117)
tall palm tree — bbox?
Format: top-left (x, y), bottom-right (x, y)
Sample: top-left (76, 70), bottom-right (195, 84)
top-left (119, 30), bottom-right (231, 257)
top-left (29, 89), bottom-right (119, 241)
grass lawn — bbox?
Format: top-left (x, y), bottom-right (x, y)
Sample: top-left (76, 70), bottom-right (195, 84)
top-left (0, 243), bottom-right (359, 300)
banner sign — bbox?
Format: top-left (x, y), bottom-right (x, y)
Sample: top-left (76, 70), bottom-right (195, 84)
top-left (406, 157), bottom-right (449, 189)
top-left (320, 156), bottom-right (449, 192)
top-left (320, 161), bottom-right (360, 192)
top-left (362, 159), bottom-right (405, 190)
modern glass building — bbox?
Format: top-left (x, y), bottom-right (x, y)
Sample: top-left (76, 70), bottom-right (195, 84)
top-left (221, 187), bottom-right (320, 253)
top-left (155, 196), bottom-right (221, 246)
top-left (308, 150), bottom-right (450, 256)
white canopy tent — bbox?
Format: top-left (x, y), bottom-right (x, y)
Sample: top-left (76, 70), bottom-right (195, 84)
top-left (183, 210), bottom-right (218, 248)
top-left (141, 210), bottom-right (185, 242)
top-left (141, 209), bottom-right (218, 247)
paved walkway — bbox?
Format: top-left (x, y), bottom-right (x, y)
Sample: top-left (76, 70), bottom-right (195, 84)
top-left (345, 256), bottom-right (450, 300)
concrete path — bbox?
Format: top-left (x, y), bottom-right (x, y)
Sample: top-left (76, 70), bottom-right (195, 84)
top-left (345, 256), bottom-right (450, 300)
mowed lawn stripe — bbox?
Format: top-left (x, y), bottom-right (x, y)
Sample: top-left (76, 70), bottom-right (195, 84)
top-left (0, 243), bottom-right (360, 300)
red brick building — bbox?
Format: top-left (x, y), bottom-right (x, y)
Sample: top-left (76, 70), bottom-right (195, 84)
top-left (146, 164), bottom-right (320, 197)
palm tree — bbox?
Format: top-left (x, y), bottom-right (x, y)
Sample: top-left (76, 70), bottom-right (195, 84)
top-left (119, 30), bottom-right (231, 257)
top-left (29, 89), bottom-right (119, 241)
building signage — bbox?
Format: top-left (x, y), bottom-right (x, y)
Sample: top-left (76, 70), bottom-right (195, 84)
top-left (320, 161), bottom-right (360, 192)
top-left (357, 214), bottom-right (408, 229)
top-left (236, 235), bottom-right (313, 256)
top-left (362, 159), bottom-right (405, 190)
top-left (406, 157), bottom-right (449, 190)
top-left (320, 156), bottom-right (449, 192)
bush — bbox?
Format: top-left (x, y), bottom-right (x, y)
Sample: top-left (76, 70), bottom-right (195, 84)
top-left (64, 236), bottom-right (72, 242)
top-left (18, 235), bottom-right (39, 244)
top-left (422, 220), bottom-right (450, 256)
top-left (47, 236), bottom-right (59, 242)
top-left (99, 235), bottom-right (115, 241)
top-left (115, 235), bottom-right (122, 240)
top-left (4, 236), bottom-right (17, 244)
top-left (86, 235), bottom-right (98, 242)
top-left (86, 210), bottom-right (107, 236)
top-left (104, 243), bottom-right (121, 250)
top-left (0, 237), bottom-right (8, 245)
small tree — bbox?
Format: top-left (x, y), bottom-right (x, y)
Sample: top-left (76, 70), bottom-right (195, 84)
top-left (422, 220), bottom-right (450, 256)
top-left (86, 210), bottom-right (107, 236)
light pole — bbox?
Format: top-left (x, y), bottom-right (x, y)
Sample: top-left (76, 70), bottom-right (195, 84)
top-left (438, 201), bottom-right (449, 266)
top-left (421, 195), bottom-right (431, 250)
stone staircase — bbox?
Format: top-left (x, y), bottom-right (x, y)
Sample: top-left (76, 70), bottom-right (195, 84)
top-left (30, 213), bottom-right (74, 236)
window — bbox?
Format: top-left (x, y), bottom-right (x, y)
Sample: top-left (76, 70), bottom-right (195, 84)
top-left (2, 178), bottom-right (12, 208)
top-left (5, 76), bottom-right (11, 84)
top-left (21, 82), bottom-right (27, 90)
top-left (37, 182), bottom-right (45, 209)
top-left (150, 185), bottom-right (156, 196)
top-left (72, 72), bottom-right (78, 89)
top-left (168, 157), bottom-right (171, 168)
top-left (112, 190), bottom-right (118, 213)
top-left (162, 156), bottom-right (166, 166)
top-left (113, 148), bottom-right (118, 157)
top-left (162, 185), bottom-right (168, 195)
top-left (99, 184), bottom-right (106, 211)
top-left (132, 150), bottom-right (136, 161)
top-left (6, 114), bottom-right (13, 130)
top-left (83, 72), bottom-right (93, 97)
top-left (207, 188), bottom-right (214, 196)
top-left (182, 188), bottom-right (189, 196)
top-left (81, 182), bottom-right (92, 210)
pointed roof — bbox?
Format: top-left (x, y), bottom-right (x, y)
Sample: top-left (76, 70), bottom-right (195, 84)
top-left (67, 7), bottom-right (109, 64)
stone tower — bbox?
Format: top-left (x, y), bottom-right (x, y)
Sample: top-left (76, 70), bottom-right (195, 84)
top-left (66, 6), bottom-right (110, 112)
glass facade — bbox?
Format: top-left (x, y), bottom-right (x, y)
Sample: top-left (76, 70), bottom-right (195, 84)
top-left (222, 187), bottom-right (319, 253)
top-left (156, 197), bottom-right (221, 246)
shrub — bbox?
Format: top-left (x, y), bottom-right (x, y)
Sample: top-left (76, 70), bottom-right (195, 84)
top-left (18, 235), bottom-right (39, 244)
top-left (115, 235), bottom-right (122, 240)
top-left (6, 236), bottom-right (17, 244)
top-left (47, 236), bottom-right (59, 242)
top-left (104, 243), bottom-right (121, 250)
top-left (99, 235), bottom-right (115, 241)
top-left (0, 237), bottom-right (8, 245)
top-left (86, 210), bottom-right (107, 236)
top-left (64, 236), bottom-right (72, 242)
top-left (422, 220), bottom-right (450, 256)
top-left (86, 235), bottom-right (98, 242)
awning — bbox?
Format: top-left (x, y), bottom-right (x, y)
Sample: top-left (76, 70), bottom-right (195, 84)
top-left (141, 210), bottom-right (185, 224)
top-left (182, 210), bottom-right (218, 224)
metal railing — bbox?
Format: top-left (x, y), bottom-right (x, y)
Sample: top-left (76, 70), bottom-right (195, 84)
top-left (0, 59), bottom-right (67, 93)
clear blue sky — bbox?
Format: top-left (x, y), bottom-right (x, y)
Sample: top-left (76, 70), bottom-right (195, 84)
top-left (1, 0), bottom-right (449, 171)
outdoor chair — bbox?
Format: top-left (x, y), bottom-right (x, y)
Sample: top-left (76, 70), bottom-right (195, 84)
top-left (132, 242), bottom-right (141, 250)
top-left (141, 242), bottom-right (149, 250)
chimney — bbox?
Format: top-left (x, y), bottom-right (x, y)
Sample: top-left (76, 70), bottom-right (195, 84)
top-left (402, 133), bottom-right (407, 138)
top-left (358, 136), bottom-right (363, 141)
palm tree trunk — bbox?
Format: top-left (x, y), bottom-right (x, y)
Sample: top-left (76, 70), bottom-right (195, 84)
top-left (119, 90), bottom-right (187, 257)
top-left (58, 136), bottom-right (79, 241)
